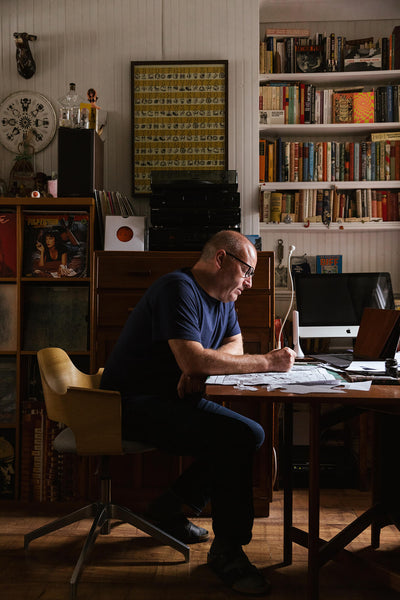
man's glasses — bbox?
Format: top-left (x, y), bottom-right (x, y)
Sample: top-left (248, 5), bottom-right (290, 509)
top-left (225, 252), bottom-right (255, 278)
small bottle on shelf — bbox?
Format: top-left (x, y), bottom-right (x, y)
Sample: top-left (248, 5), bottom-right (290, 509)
top-left (58, 83), bottom-right (85, 128)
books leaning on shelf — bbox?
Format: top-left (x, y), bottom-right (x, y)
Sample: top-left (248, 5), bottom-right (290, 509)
top-left (258, 139), bottom-right (400, 184)
top-left (22, 212), bottom-right (89, 278)
top-left (259, 188), bottom-right (400, 224)
top-left (259, 82), bottom-right (399, 125)
top-left (260, 28), bottom-right (398, 74)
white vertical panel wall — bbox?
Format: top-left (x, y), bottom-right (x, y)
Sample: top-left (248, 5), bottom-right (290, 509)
top-left (0, 0), bottom-right (259, 233)
top-left (261, 227), bottom-right (400, 318)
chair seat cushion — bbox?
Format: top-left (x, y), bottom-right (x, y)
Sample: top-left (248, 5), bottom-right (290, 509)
top-left (53, 427), bottom-right (155, 455)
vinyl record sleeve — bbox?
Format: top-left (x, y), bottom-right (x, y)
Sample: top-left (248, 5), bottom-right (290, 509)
top-left (104, 216), bottom-right (145, 250)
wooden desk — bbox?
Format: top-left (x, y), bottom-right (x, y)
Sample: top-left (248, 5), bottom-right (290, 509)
top-left (206, 383), bottom-right (400, 600)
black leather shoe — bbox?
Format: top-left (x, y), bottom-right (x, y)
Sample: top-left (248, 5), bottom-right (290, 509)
top-left (154, 514), bottom-right (209, 544)
top-left (207, 546), bottom-right (271, 595)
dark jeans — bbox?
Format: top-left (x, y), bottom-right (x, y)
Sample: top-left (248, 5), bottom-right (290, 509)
top-left (122, 393), bottom-right (265, 546)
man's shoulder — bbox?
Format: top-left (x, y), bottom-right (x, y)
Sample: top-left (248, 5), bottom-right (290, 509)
top-left (150, 268), bottom-right (196, 295)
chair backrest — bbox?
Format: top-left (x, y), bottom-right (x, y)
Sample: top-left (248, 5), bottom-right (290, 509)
top-left (37, 347), bottom-right (123, 455)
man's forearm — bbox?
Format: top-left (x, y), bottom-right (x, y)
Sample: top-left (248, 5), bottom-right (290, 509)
top-left (169, 339), bottom-right (296, 377)
top-left (217, 338), bottom-right (244, 356)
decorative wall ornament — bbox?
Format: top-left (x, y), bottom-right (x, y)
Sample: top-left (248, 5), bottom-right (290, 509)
top-left (0, 91), bottom-right (56, 154)
top-left (13, 32), bottom-right (37, 79)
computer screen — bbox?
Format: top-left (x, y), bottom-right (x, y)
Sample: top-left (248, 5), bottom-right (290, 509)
top-left (294, 272), bottom-right (395, 339)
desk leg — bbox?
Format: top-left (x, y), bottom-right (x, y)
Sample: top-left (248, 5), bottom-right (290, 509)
top-left (307, 402), bottom-right (321, 600)
top-left (283, 402), bottom-right (293, 566)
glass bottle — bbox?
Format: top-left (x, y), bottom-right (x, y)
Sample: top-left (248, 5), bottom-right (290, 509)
top-left (58, 83), bottom-right (85, 128)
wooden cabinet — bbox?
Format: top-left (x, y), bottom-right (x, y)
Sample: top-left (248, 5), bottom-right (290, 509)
top-left (94, 250), bottom-right (276, 516)
top-left (0, 197), bottom-right (95, 502)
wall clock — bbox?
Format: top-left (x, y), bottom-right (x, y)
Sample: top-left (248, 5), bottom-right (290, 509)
top-left (0, 91), bottom-right (57, 154)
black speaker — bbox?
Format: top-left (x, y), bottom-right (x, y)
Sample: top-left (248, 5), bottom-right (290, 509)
top-left (58, 128), bottom-right (104, 197)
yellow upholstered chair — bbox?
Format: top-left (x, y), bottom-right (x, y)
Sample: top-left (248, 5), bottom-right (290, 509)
top-left (24, 347), bottom-right (189, 599)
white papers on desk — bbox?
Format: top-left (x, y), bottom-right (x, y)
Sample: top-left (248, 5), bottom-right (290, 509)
top-left (206, 365), bottom-right (337, 387)
top-left (206, 365), bottom-right (372, 394)
top-left (271, 380), bottom-right (372, 394)
top-left (345, 360), bottom-right (386, 373)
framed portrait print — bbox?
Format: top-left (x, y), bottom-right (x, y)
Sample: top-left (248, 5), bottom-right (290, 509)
top-left (131, 60), bottom-right (228, 194)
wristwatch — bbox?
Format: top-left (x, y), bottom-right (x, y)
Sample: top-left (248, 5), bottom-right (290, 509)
top-left (0, 91), bottom-right (57, 154)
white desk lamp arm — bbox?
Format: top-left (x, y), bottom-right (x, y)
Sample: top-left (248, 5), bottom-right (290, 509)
top-left (277, 245), bottom-right (295, 350)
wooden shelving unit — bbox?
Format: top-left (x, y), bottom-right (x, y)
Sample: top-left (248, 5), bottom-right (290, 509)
top-left (0, 197), bottom-right (95, 502)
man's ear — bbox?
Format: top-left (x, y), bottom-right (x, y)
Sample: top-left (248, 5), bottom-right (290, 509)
top-left (215, 249), bottom-right (225, 271)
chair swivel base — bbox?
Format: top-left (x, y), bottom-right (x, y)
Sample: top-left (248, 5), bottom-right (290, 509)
top-left (24, 501), bottom-right (190, 600)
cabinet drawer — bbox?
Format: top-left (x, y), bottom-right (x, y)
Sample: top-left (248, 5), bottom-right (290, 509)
top-left (236, 292), bottom-right (273, 328)
top-left (96, 251), bottom-right (272, 290)
top-left (96, 252), bottom-right (199, 289)
top-left (97, 291), bottom-right (141, 326)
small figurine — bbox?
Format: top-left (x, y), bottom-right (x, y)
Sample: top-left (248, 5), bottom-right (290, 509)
top-left (87, 88), bottom-right (100, 109)
top-left (13, 32), bottom-right (37, 79)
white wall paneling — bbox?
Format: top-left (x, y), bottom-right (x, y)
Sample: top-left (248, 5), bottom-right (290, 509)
top-left (261, 226), bottom-right (400, 318)
top-left (0, 0), bottom-right (259, 233)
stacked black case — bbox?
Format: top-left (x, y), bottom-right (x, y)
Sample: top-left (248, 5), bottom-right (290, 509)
top-left (149, 170), bottom-right (241, 250)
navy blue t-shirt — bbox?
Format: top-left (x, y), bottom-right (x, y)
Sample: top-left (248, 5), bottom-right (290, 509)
top-left (100, 268), bottom-right (241, 396)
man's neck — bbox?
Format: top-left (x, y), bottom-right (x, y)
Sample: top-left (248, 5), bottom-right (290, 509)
top-left (191, 262), bottom-right (220, 300)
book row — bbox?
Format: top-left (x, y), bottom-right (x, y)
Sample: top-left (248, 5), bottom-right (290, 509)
top-left (0, 211), bottom-right (89, 279)
top-left (20, 400), bottom-right (79, 502)
top-left (260, 27), bottom-right (400, 74)
top-left (259, 188), bottom-right (400, 224)
top-left (0, 356), bottom-right (86, 500)
top-left (259, 85), bottom-right (400, 125)
top-left (19, 358), bottom-right (81, 502)
top-left (259, 139), bottom-right (400, 184)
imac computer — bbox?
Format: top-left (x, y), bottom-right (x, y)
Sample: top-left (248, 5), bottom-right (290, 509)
top-left (294, 272), bottom-right (395, 340)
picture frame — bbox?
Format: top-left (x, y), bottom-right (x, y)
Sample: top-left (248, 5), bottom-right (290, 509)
top-left (131, 60), bottom-right (228, 195)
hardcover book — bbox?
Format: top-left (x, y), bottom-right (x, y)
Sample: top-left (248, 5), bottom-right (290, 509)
top-left (353, 92), bottom-right (375, 123)
top-left (295, 45), bottom-right (325, 73)
top-left (23, 212), bottom-right (89, 278)
top-left (0, 212), bottom-right (17, 277)
top-left (332, 93), bottom-right (353, 124)
top-left (344, 41), bottom-right (382, 71)
top-left (316, 255), bottom-right (343, 274)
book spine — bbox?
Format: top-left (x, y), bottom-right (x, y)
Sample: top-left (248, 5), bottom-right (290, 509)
top-left (270, 192), bottom-right (282, 222)
top-left (293, 141), bottom-right (299, 182)
top-left (387, 85), bottom-right (394, 122)
top-left (302, 142), bottom-right (309, 182)
top-left (330, 141), bottom-right (336, 181)
top-left (259, 139), bottom-right (266, 182)
top-left (385, 141), bottom-right (391, 180)
top-left (262, 190), bottom-right (271, 223)
top-left (308, 142), bottom-right (314, 181)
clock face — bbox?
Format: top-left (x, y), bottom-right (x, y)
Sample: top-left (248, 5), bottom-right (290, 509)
top-left (0, 91), bottom-right (57, 154)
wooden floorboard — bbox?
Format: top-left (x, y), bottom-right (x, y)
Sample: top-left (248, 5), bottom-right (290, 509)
top-left (1, 489), bottom-right (399, 600)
